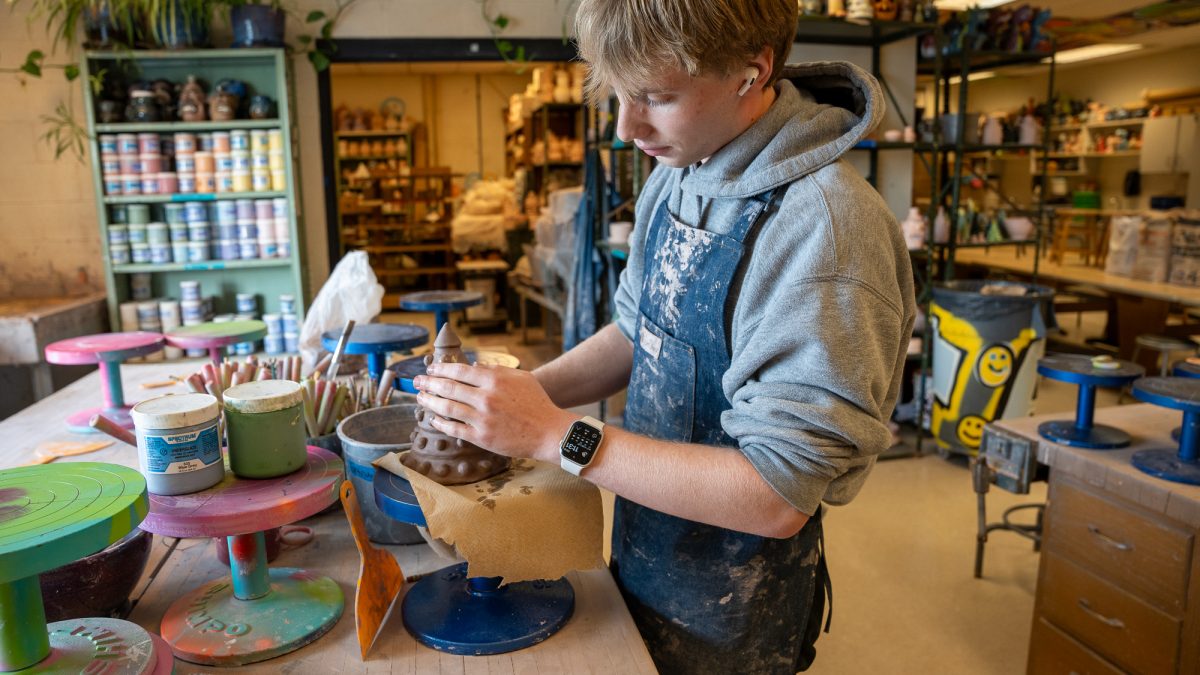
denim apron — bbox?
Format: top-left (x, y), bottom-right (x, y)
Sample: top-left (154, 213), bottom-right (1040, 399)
top-left (613, 189), bottom-right (830, 675)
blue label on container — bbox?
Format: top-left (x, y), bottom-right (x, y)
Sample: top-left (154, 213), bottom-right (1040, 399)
top-left (143, 424), bottom-right (220, 474)
top-left (346, 459), bottom-right (375, 482)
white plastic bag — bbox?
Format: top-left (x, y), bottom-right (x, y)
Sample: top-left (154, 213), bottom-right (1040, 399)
top-left (299, 251), bottom-right (383, 369)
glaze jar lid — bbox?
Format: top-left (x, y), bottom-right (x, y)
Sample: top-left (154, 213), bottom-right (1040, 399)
top-left (132, 393), bottom-right (219, 429)
top-left (223, 379), bottom-right (304, 414)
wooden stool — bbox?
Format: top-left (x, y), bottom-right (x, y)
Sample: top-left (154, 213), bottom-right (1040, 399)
top-left (140, 447), bottom-right (344, 666)
top-left (0, 463), bottom-right (174, 673)
top-left (1132, 334), bottom-right (1195, 376)
top-left (399, 291), bottom-right (484, 335)
top-left (164, 320), bottom-right (268, 366)
top-left (320, 323), bottom-right (428, 383)
top-left (1049, 212), bottom-right (1099, 266)
top-left (43, 331), bottom-right (165, 433)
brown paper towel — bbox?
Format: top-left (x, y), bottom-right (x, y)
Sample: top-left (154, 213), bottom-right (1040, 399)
top-left (373, 452), bottom-right (604, 584)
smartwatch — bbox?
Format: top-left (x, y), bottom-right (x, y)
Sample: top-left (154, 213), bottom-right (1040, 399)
top-left (559, 416), bottom-right (605, 476)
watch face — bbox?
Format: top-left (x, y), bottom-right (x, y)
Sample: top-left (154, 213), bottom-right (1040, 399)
top-left (561, 421), bottom-right (602, 466)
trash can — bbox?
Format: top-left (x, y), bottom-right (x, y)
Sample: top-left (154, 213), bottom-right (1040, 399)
top-left (929, 280), bottom-right (1054, 454)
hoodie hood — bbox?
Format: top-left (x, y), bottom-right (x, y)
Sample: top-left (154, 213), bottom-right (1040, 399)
top-left (682, 61), bottom-right (885, 199)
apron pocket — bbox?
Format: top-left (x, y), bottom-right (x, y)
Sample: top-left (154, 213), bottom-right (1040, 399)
top-left (624, 312), bottom-right (696, 441)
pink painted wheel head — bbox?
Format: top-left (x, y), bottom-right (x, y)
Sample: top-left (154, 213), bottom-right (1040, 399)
top-left (44, 331), bottom-right (165, 365)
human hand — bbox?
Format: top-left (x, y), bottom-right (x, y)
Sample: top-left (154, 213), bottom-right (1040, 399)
top-left (413, 363), bottom-right (576, 463)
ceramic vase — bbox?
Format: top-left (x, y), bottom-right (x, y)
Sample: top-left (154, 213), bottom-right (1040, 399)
top-left (933, 206), bottom-right (950, 244)
top-left (902, 207), bottom-right (926, 250)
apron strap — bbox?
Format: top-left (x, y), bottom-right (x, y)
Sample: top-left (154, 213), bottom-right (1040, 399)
top-left (817, 508), bottom-right (833, 633)
top-left (725, 187), bottom-right (780, 244)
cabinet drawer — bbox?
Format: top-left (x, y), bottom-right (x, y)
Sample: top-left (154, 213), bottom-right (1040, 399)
top-left (1028, 616), bottom-right (1124, 675)
top-left (1047, 480), bottom-right (1192, 614)
top-left (1041, 552), bottom-right (1180, 675)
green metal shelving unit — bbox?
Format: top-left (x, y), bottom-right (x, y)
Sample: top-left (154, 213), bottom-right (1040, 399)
top-left (83, 48), bottom-right (308, 328)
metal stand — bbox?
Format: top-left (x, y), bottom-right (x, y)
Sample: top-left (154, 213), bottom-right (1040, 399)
top-left (43, 333), bottom-right (164, 433)
top-left (320, 323), bottom-right (428, 383)
top-left (399, 291), bottom-right (484, 335)
top-left (1036, 355), bottom-right (1143, 449)
top-left (1130, 377), bottom-right (1200, 486)
top-left (373, 470), bottom-right (575, 655)
top-left (388, 350), bottom-right (520, 394)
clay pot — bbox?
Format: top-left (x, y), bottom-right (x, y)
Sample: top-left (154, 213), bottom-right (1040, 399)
top-left (209, 90), bottom-right (238, 122)
top-left (40, 528), bottom-right (153, 622)
top-left (248, 95), bottom-right (276, 120)
top-left (177, 76), bottom-right (206, 122)
top-left (125, 90), bottom-right (160, 123)
top-left (874, 0), bottom-right (898, 21)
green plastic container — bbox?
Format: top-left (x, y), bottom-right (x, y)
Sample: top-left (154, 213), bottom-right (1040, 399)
top-left (223, 380), bottom-right (307, 478)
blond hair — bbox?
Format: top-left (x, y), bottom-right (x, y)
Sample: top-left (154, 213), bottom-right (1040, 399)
top-left (574, 0), bottom-right (797, 103)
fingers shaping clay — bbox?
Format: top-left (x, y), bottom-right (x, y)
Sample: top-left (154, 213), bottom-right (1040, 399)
top-left (400, 324), bottom-right (511, 485)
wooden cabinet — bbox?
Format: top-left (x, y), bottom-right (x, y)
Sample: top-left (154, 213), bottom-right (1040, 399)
top-left (1140, 115), bottom-right (1198, 174)
top-left (994, 405), bottom-right (1200, 675)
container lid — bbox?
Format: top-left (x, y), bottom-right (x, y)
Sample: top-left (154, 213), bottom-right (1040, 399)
top-left (132, 393), bottom-right (219, 429)
top-left (223, 379), bottom-right (304, 413)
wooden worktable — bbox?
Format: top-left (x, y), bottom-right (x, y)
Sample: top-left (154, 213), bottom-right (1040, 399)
top-left (0, 360), bottom-right (657, 674)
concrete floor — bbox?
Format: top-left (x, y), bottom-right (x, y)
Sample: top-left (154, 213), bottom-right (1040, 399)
top-left (383, 308), bottom-right (1125, 674)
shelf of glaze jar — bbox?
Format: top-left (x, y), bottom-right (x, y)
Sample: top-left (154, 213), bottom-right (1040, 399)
top-left (103, 191), bottom-right (287, 204)
top-left (94, 119), bottom-right (282, 133)
top-left (111, 258), bottom-right (293, 273)
top-left (335, 130), bottom-right (411, 138)
top-left (927, 239), bottom-right (1039, 250)
top-left (338, 155), bottom-right (409, 162)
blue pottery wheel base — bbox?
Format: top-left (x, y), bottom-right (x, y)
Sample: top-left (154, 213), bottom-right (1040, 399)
top-left (402, 562), bottom-right (574, 655)
top-left (1131, 449), bottom-right (1200, 486)
top-left (1038, 420), bottom-right (1131, 449)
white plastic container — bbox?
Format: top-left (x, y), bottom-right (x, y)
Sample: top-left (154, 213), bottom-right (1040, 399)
top-left (131, 393), bottom-right (224, 495)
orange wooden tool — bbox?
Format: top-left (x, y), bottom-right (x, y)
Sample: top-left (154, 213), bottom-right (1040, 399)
top-left (340, 479), bottom-right (406, 659)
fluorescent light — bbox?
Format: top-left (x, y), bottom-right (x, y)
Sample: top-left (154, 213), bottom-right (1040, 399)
top-left (935, 0), bottom-right (1013, 9)
top-left (1045, 43), bottom-right (1144, 64)
top-left (948, 71), bottom-right (997, 86)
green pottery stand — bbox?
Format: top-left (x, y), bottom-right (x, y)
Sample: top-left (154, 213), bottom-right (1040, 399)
top-left (141, 447), bottom-right (344, 666)
top-left (163, 320), bottom-right (268, 366)
top-left (0, 463), bottom-right (174, 674)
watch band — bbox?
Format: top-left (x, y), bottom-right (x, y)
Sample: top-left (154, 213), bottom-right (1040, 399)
top-left (561, 416), bottom-right (605, 476)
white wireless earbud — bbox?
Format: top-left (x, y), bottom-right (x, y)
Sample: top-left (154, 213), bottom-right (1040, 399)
top-left (737, 66), bottom-right (760, 97)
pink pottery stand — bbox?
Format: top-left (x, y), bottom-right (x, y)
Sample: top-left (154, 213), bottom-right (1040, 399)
top-left (139, 447), bottom-right (345, 667)
top-left (43, 332), bottom-right (164, 433)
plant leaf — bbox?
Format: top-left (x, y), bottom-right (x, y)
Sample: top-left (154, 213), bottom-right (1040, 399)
top-left (493, 14), bottom-right (509, 30)
top-left (309, 51), bottom-right (331, 72)
top-left (515, 45), bottom-right (526, 62)
top-left (320, 22), bottom-right (334, 39)
top-left (306, 10), bottom-right (326, 23)
top-left (298, 34), bottom-right (313, 45)
top-left (64, 64), bottom-right (79, 81)
top-left (498, 39), bottom-right (512, 54)
top-left (20, 50), bottom-right (44, 78)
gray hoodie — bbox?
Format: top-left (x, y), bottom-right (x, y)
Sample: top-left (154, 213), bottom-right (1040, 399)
top-left (614, 61), bottom-right (916, 515)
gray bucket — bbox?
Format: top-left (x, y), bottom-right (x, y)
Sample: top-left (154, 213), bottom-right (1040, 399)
top-left (337, 404), bottom-right (424, 544)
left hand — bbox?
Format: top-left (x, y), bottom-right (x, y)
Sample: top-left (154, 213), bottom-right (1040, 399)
top-left (413, 363), bottom-right (575, 463)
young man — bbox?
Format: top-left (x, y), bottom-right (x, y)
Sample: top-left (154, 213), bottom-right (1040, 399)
top-left (413, 1), bottom-right (915, 672)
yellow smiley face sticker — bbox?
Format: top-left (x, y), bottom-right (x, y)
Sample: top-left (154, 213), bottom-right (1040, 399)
top-left (957, 415), bottom-right (987, 449)
top-left (977, 344), bottom-right (1015, 388)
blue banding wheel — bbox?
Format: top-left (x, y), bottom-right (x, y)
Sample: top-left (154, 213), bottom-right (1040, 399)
top-left (1038, 420), bottom-right (1132, 449)
top-left (389, 350), bottom-right (521, 394)
top-left (1036, 355), bottom-right (1143, 449)
top-left (1037, 355), bottom-right (1144, 388)
top-left (398, 291), bottom-right (484, 313)
top-left (1174, 361), bottom-right (1200, 379)
top-left (1131, 377), bottom-right (1200, 485)
top-left (373, 470), bottom-right (427, 527)
top-left (320, 323), bottom-right (428, 354)
top-left (401, 562), bottom-right (574, 656)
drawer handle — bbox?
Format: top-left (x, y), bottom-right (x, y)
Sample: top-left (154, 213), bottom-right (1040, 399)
top-left (1078, 599), bottom-right (1126, 629)
top-left (1087, 525), bottom-right (1132, 552)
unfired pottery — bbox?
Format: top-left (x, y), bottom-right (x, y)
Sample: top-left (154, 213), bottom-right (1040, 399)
top-left (401, 324), bottom-right (511, 485)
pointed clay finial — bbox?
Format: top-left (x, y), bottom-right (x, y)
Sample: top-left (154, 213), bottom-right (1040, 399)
top-left (432, 324), bottom-right (465, 364)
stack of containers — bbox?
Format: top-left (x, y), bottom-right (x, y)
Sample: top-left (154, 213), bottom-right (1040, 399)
top-left (268, 130), bottom-right (286, 191)
top-left (175, 132), bottom-right (196, 194)
top-left (118, 301), bottom-right (139, 332)
top-left (263, 311), bottom-right (284, 355)
top-left (250, 129), bottom-right (271, 193)
top-left (235, 200), bottom-right (259, 260)
top-left (230, 130), bottom-right (251, 193)
top-left (234, 293), bottom-right (259, 355)
top-left (109, 204), bottom-right (130, 265)
top-left (214, 201), bottom-right (239, 260)
top-left (195, 131), bottom-right (215, 194)
top-left (98, 133), bottom-right (179, 197)
top-left (127, 204), bottom-right (151, 265)
top-left (165, 203), bottom-right (189, 264)
top-left (136, 300), bottom-right (164, 362)
top-left (273, 197), bottom-right (291, 256)
top-left (254, 199), bottom-right (276, 258)
top-left (129, 272), bottom-right (153, 301)
top-left (184, 201), bottom-right (210, 263)
top-left (280, 294), bottom-right (299, 353)
top-left (160, 300), bottom-right (183, 359)
top-left (180, 280), bottom-right (207, 358)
